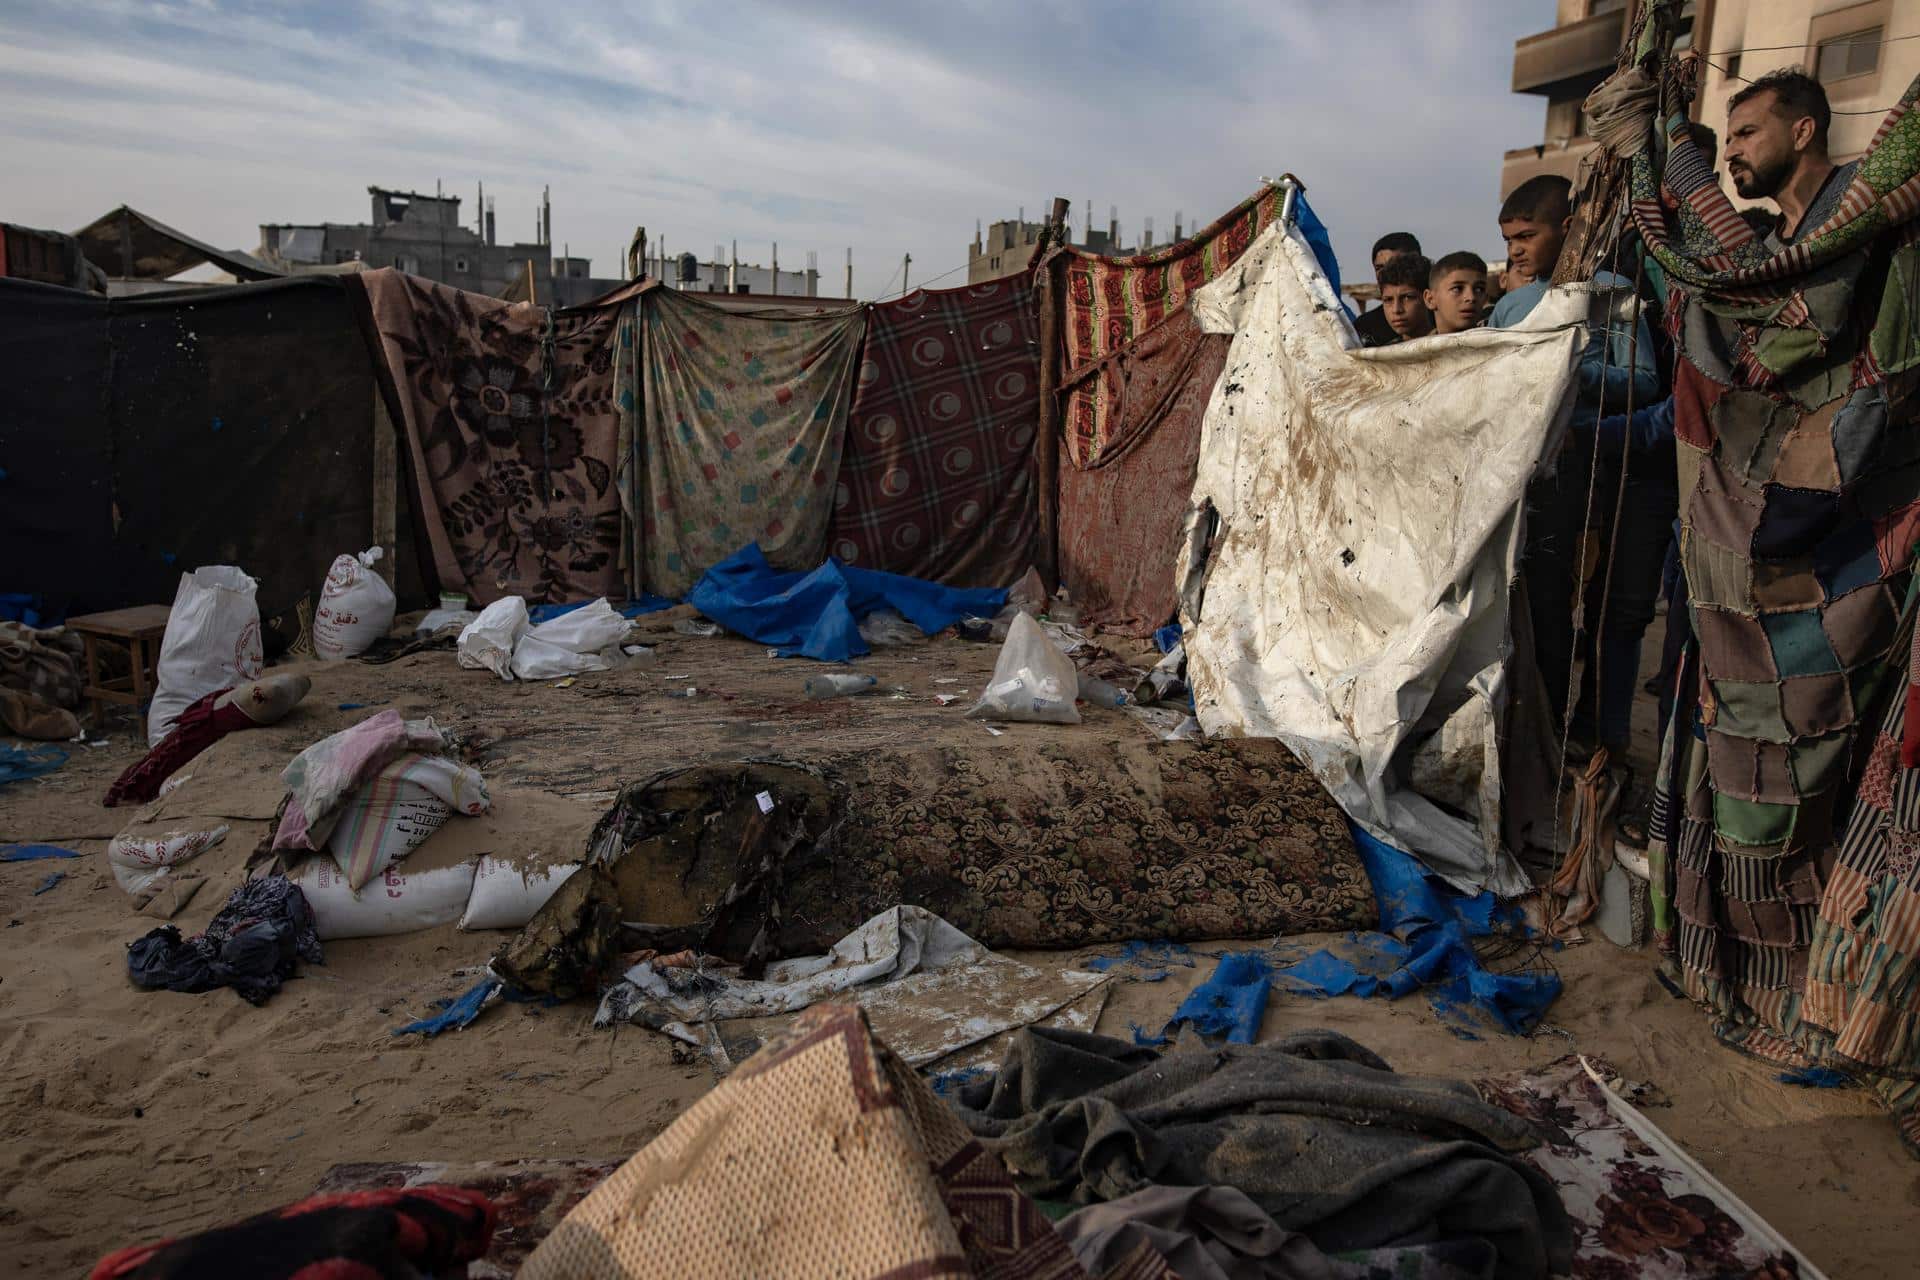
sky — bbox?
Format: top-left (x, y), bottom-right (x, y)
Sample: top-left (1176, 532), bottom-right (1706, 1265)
top-left (0, 0), bottom-right (1553, 298)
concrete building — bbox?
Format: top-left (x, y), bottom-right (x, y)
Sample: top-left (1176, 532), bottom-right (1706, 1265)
top-left (1501, 0), bottom-right (1920, 200)
top-left (258, 185), bottom-right (626, 307)
top-left (966, 205), bottom-right (1144, 284)
top-left (641, 243), bottom-right (824, 298)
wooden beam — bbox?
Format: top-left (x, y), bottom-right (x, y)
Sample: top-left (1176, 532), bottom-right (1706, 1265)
top-left (371, 385), bottom-right (398, 585)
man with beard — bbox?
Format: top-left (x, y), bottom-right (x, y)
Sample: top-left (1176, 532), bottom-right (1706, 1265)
top-left (1725, 69), bottom-right (1857, 247)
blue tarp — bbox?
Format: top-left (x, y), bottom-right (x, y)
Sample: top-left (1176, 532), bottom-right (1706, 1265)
top-left (527, 596), bottom-right (676, 624)
top-left (0, 843), bottom-right (80, 861)
top-left (393, 977), bottom-right (501, 1037)
top-left (1162, 952), bottom-right (1272, 1044)
top-left (1275, 822), bottom-right (1561, 1037)
top-left (688, 545), bottom-right (1007, 663)
top-left (1294, 193), bottom-right (1344, 302)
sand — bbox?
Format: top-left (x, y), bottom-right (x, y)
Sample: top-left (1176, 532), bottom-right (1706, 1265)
top-left (1, 626), bottom-right (1915, 1277)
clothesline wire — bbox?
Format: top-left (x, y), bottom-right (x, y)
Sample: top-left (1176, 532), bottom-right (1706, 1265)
top-left (876, 258), bottom-right (970, 303)
top-left (1704, 31), bottom-right (1919, 57)
top-left (1698, 55), bottom-right (1899, 115)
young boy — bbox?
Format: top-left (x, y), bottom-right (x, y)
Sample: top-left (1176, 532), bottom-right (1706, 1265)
top-left (1364, 253), bottom-right (1433, 345)
top-left (1488, 174), bottom-right (1662, 757)
top-left (1356, 232), bottom-right (1421, 346)
top-left (1424, 252), bottom-right (1488, 335)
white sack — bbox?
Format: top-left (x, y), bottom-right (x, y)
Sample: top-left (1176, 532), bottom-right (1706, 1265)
top-left (108, 824), bottom-right (229, 895)
top-left (292, 856), bottom-right (478, 939)
top-left (313, 547), bottom-right (397, 660)
top-left (458, 857), bottom-right (581, 930)
top-left (148, 566), bottom-right (262, 746)
top-left (1183, 222), bottom-right (1594, 895)
top-left (965, 611), bottom-right (1081, 724)
top-left (457, 597), bottom-right (529, 680)
top-left (508, 599), bottom-right (631, 680)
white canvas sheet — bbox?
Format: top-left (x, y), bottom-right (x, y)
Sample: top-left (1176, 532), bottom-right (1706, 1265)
top-left (1183, 223), bottom-right (1612, 895)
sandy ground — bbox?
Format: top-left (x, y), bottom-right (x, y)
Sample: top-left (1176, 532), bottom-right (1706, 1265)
top-left (1, 623), bottom-right (1916, 1277)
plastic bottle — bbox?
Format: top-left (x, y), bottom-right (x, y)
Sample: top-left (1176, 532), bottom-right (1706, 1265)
top-left (1077, 673), bottom-right (1130, 709)
top-left (803, 672), bottom-right (878, 699)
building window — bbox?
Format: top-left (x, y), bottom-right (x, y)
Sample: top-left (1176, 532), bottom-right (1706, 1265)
top-left (453, 255), bottom-right (470, 272)
top-left (394, 254), bottom-right (420, 274)
top-left (1817, 26), bottom-right (1881, 83)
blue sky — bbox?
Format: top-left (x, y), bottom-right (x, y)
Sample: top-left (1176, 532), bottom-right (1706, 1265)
top-left (0, 0), bottom-right (1552, 296)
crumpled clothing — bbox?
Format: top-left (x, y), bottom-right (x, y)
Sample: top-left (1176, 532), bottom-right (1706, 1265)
top-left (274, 709), bottom-right (475, 852)
top-left (952, 1027), bottom-right (1572, 1280)
top-left (107, 675), bottom-right (313, 807)
top-left (89, 1185), bottom-right (495, 1280)
top-left (0, 620), bottom-right (83, 710)
top-left (0, 685), bottom-right (80, 740)
top-left (1055, 1184), bottom-right (1497, 1280)
top-left (125, 875), bottom-right (323, 1005)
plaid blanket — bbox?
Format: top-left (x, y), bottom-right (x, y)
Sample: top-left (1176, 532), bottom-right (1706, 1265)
top-left (828, 279), bottom-right (1039, 587)
top-left (624, 289), bottom-right (866, 598)
top-left (357, 270), bottom-right (627, 604)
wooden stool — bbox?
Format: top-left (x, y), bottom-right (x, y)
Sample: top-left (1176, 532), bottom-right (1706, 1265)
top-left (65, 605), bottom-right (173, 719)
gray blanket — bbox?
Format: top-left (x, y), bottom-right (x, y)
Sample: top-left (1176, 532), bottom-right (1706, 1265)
top-left (951, 1027), bottom-right (1572, 1280)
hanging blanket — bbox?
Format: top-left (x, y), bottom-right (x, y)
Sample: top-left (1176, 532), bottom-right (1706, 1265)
top-left (1627, 45), bottom-right (1920, 1156)
top-left (357, 269), bottom-right (626, 604)
top-left (1060, 186), bottom-right (1285, 461)
top-left (1058, 306), bottom-right (1227, 634)
top-left (829, 279), bottom-right (1040, 587)
top-left (629, 288), bottom-right (866, 598)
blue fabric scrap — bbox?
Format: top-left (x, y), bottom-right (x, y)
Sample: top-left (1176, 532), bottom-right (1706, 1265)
top-left (1776, 1066), bottom-right (1851, 1088)
top-left (1084, 940), bottom-right (1196, 973)
top-left (1162, 952), bottom-right (1272, 1045)
top-left (0, 745), bottom-right (67, 789)
top-left (527, 596), bottom-right (676, 624)
top-left (32, 872), bottom-right (65, 895)
top-left (688, 544), bottom-right (1007, 663)
top-left (927, 1066), bottom-right (992, 1098)
top-left (393, 977), bottom-right (503, 1037)
top-left (1274, 822), bottom-right (1560, 1037)
top-left (1, 843), bottom-right (81, 861)
top-left (1153, 623), bottom-right (1182, 655)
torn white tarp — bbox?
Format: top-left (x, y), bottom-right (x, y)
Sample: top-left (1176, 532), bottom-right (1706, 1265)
top-left (594, 905), bottom-right (1108, 1068)
top-left (1183, 221), bottom-right (1618, 895)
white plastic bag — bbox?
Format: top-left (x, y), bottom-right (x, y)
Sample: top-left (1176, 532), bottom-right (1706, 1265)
top-left (148, 566), bottom-right (262, 746)
top-left (509, 599), bottom-right (631, 680)
top-left (313, 547), bottom-right (397, 660)
top-left (458, 857), bottom-right (581, 930)
top-left (292, 856), bottom-right (478, 940)
top-left (457, 597), bottom-right (529, 680)
top-left (965, 612), bottom-right (1082, 725)
top-left (108, 824), bottom-right (230, 895)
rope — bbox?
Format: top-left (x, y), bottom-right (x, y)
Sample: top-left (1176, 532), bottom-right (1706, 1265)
top-left (1700, 55), bottom-right (1901, 114)
top-left (1705, 32), bottom-right (1919, 57)
top-left (876, 258), bottom-right (970, 302)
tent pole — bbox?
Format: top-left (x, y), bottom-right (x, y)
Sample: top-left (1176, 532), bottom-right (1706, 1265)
top-left (1034, 194), bottom-right (1071, 593)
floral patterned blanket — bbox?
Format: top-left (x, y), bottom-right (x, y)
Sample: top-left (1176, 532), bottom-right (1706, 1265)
top-left (1481, 1057), bottom-right (1814, 1279)
top-left (357, 269), bottom-right (627, 604)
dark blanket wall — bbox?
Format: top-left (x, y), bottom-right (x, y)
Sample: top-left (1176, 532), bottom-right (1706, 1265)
top-left (0, 279), bottom-right (116, 614)
top-left (0, 277), bottom-right (419, 617)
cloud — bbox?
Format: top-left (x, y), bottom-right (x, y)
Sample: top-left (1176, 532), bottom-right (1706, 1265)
top-left (0, 0), bottom-right (1550, 296)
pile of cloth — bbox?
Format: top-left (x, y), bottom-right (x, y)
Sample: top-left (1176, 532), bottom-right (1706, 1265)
top-left (105, 674), bottom-right (311, 806)
top-left (0, 619), bottom-right (84, 740)
top-left (126, 875), bottom-right (323, 1005)
top-left (272, 709), bottom-right (490, 889)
